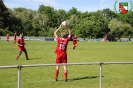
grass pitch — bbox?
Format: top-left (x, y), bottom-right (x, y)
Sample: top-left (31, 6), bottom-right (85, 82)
top-left (0, 40), bottom-right (133, 88)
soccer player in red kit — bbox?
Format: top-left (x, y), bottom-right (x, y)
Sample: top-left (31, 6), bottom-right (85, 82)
top-left (72, 35), bottom-right (78, 49)
top-left (16, 33), bottom-right (29, 60)
top-left (13, 32), bottom-right (17, 44)
top-left (6, 34), bottom-right (9, 42)
top-left (54, 23), bottom-right (71, 82)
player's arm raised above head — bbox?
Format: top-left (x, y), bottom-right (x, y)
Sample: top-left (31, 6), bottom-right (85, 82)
top-left (66, 24), bottom-right (71, 38)
top-left (54, 24), bottom-right (62, 38)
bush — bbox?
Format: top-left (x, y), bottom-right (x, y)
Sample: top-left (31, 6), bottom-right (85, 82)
top-left (0, 29), bottom-right (13, 36)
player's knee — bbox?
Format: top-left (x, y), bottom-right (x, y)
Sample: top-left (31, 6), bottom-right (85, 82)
top-left (19, 51), bottom-right (22, 55)
top-left (56, 66), bottom-right (60, 70)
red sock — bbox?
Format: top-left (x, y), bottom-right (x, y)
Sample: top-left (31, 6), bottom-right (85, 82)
top-left (55, 69), bottom-right (59, 80)
top-left (64, 70), bottom-right (68, 81)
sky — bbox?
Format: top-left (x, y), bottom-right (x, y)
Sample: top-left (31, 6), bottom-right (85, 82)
top-left (4, 0), bottom-right (132, 12)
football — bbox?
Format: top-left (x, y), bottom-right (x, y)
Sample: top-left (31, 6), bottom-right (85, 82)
top-left (61, 21), bottom-right (67, 26)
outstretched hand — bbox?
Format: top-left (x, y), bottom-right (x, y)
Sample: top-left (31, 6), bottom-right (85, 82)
top-left (59, 24), bottom-right (62, 29)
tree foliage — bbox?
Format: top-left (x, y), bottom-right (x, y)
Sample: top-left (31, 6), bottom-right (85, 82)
top-left (0, 1), bottom-right (133, 38)
top-left (0, 0), bottom-right (10, 29)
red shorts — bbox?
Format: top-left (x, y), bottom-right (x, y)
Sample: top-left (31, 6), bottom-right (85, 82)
top-left (73, 42), bottom-right (77, 45)
top-left (56, 53), bottom-right (67, 63)
top-left (18, 47), bottom-right (26, 52)
top-left (6, 38), bottom-right (9, 41)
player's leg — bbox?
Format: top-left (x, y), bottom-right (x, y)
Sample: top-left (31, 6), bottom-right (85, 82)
top-left (13, 40), bottom-right (16, 44)
top-left (73, 43), bottom-right (75, 49)
top-left (75, 43), bottom-right (77, 46)
top-left (7, 38), bottom-right (9, 42)
top-left (23, 48), bottom-right (29, 60)
top-left (73, 46), bottom-right (75, 49)
top-left (63, 54), bottom-right (68, 82)
top-left (6, 39), bottom-right (8, 42)
top-left (16, 51), bottom-right (22, 60)
top-left (55, 54), bottom-right (61, 81)
top-left (55, 65), bottom-right (60, 81)
top-left (74, 43), bottom-right (78, 49)
top-left (63, 65), bottom-right (68, 82)
top-left (72, 42), bottom-right (74, 49)
top-left (73, 44), bottom-right (76, 49)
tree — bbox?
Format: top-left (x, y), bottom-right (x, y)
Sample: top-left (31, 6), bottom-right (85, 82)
top-left (38, 5), bottom-right (56, 27)
top-left (0, 0), bottom-right (10, 30)
top-left (56, 9), bottom-right (67, 25)
top-left (67, 7), bottom-right (78, 19)
top-left (3, 3), bottom-right (133, 38)
top-left (76, 17), bottom-right (93, 38)
top-left (108, 19), bottom-right (132, 37)
top-left (117, 12), bottom-right (133, 27)
top-left (102, 8), bottom-right (117, 20)
top-left (76, 10), bottom-right (109, 39)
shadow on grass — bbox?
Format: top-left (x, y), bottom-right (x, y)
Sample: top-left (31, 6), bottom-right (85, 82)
top-left (68, 76), bottom-right (104, 81)
top-left (26, 58), bottom-right (41, 60)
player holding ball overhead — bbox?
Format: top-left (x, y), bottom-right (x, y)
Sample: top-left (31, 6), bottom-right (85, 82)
top-left (54, 21), bottom-right (71, 82)
top-left (16, 33), bottom-right (29, 60)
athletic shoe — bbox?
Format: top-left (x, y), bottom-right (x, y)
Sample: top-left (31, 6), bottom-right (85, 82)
top-left (26, 58), bottom-right (29, 60)
top-left (55, 79), bottom-right (58, 82)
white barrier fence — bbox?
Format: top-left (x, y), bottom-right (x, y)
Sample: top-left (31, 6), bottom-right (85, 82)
top-left (0, 62), bottom-right (133, 88)
top-left (0, 36), bottom-right (132, 42)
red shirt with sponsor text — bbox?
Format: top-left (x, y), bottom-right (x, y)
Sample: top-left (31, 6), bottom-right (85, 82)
top-left (55, 37), bottom-right (70, 54)
top-left (17, 38), bottom-right (25, 50)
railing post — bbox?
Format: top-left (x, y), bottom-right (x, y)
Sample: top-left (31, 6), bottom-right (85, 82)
top-left (18, 66), bottom-right (22, 88)
top-left (100, 63), bottom-right (103, 88)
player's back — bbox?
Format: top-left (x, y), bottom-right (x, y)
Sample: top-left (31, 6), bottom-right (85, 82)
top-left (57, 37), bottom-right (70, 54)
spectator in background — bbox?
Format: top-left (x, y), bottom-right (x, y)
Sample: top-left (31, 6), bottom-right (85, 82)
top-left (72, 34), bottom-right (78, 49)
top-left (6, 34), bottom-right (9, 42)
top-left (128, 36), bottom-right (131, 43)
top-left (104, 35), bottom-right (107, 42)
top-left (13, 32), bottom-right (17, 44)
top-left (22, 33), bottom-right (24, 39)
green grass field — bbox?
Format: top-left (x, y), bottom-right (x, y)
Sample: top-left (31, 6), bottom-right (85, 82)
top-left (0, 40), bottom-right (133, 88)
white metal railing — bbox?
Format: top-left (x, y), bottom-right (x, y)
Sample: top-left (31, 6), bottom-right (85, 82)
top-left (0, 62), bottom-right (133, 88)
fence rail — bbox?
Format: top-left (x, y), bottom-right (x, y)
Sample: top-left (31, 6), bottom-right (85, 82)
top-left (0, 62), bottom-right (133, 88)
top-left (1, 36), bottom-right (132, 42)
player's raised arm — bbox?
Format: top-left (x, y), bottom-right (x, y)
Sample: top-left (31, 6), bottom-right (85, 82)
top-left (54, 24), bottom-right (62, 38)
top-left (66, 24), bottom-right (71, 38)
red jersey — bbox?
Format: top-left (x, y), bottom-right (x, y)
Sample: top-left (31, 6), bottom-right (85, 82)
top-left (6, 35), bottom-right (9, 39)
top-left (17, 38), bottom-right (25, 48)
top-left (55, 37), bottom-right (70, 54)
top-left (72, 36), bottom-right (77, 45)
